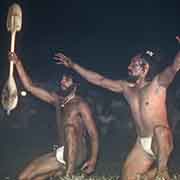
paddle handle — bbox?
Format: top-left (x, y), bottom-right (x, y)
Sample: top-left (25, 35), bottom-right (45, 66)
top-left (9, 31), bottom-right (16, 78)
top-left (11, 31), bottom-right (16, 52)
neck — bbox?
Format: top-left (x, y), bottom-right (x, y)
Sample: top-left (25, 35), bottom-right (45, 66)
top-left (61, 86), bottom-right (77, 107)
top-left (135, 77), bottom-right (147, 88)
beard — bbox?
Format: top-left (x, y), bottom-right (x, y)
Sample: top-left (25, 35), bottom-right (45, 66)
top-left (127, 74), bottom-right (139, 83)
top-left (57, 84), bottom-right (76, 97)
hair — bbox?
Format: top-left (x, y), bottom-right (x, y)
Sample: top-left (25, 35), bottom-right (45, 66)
top-left (62, 69), bottom-right (80, 85)
top-left (140, 50), bottom-right (162, 81)
top-left (57, 69), bottom-right (82, 96)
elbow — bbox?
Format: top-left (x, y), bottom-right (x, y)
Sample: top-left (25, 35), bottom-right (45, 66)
top-left (23, 81), bottom-right (34, 92)
top-left (90, 130), bottom-right (99, 142)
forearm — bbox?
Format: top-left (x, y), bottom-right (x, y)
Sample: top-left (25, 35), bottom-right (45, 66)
top-left (158, 157), bottom-right (168, 171)
top-left (172, 60), bottom-right (180, 73)
top-left (15, 60), bottom-right (34, 90)
top-left (72, 63), bottom-right (104, 86)
top-left (65, 127), bottom-right (77, 175)
top-left (158, 64), bottom-right (179, 87)
top-left (89, 133), bottom-right (99, 162)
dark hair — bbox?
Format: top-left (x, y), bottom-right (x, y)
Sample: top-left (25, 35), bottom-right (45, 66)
top-left (140, 50), bottom-right (161, 81)
top-left (62, 69), bottom-right (80, 84)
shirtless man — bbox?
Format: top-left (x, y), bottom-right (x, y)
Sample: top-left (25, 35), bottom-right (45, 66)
top-left (8, 52), bottom-right (99, 180)
top-left (54, 50), bottom-right (180, 180)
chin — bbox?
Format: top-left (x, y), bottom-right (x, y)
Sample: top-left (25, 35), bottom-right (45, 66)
top-left (127, 75), bottom-right (139, 83)
top-left (60, 85), bottom-right (66, 91)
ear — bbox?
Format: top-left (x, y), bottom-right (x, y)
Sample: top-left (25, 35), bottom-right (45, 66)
top-left (143, 63), bottom-right (149, 75)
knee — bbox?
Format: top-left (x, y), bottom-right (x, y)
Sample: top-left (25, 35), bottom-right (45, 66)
top-left (18, 174), bottom-right (28, 180)
top-left (18, 167), bottom-right (35, 180)
top-left (122, 164), bottom-right (137, 180)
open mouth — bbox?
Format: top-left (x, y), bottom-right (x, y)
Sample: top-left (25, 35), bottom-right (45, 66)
top-left (128, 70), bottom-right (133, 75)
top-left (60, 83), bottom-right (67, 89)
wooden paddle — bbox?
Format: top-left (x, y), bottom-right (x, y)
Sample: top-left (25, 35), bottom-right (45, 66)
top-left (1, 3), bottom-right (22, 115)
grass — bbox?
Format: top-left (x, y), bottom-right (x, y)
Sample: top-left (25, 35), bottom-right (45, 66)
top-left (52, 172), bottom-right (180, 180)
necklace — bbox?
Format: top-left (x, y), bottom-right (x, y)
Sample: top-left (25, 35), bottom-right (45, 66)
top-left (61, 93), bottom-right (75, 107)
top-left (60, 85), bottom-right (77, 107)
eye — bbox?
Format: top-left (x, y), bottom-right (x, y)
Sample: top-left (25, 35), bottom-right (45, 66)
top-left (133, 63), bottom-right (139, 67)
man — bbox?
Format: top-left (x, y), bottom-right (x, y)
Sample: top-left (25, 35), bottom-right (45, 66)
top-left (8, 52), bottom-right (99, 180)
top-left (54, 50), bottom-right (180, 180)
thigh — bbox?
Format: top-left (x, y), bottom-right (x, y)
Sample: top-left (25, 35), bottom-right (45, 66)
top-left (18, 152), bottom-right (65, 180)
top-left (122, 140), bottom-right (154, 180)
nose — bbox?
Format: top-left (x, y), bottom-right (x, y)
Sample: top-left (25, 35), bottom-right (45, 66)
top-left (128, 65), bottom-right (131, 70)
top-left (60, 80), bottom-right (65, 86)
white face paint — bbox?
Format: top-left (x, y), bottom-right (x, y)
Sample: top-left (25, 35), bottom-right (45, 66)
top-left (128, 55), bottom-right (146, 78)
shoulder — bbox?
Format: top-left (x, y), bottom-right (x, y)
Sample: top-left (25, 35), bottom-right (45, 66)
top-left (51, 91), bottom-right (63, 105)
top-left (76, 96), bottom-right (91, 110)
top-left (150, 76), bottom-right (167, 91)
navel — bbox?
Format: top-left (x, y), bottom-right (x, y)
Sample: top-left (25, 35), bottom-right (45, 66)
top-left (145, 101), bottom-right (149, 105)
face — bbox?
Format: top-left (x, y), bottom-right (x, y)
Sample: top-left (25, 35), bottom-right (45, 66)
top-left (59, 75), bottom-right (73, 91)
top-left (128, 54), bottom-right (146, 79)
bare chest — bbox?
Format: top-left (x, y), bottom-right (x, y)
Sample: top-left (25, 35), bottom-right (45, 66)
top-left (61, 98), bottom-right (83, 127)
top-left (123, 82), bottom-right (167, 129)
top-left (125, 82), bottom-right (165, 108)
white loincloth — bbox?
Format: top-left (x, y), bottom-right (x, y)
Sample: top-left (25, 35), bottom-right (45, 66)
top-left (139, 136), bottom-right (155, 157)
top-left (56, 146), bottom-right (66, 165)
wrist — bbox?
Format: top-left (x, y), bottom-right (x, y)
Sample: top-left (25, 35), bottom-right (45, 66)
top-left (89, 157), bottom-right (97, 164)
top-left (15, 59), bottom-right (21, 66)
top-left (66, 168), bottom-right (75, 176)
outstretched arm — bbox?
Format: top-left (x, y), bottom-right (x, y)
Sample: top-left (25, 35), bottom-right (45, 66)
top-left (79, 101), bottom-right (99, 175)
top-left (157, 51), bottom-right (180, 87)
top-left (54, 53), bottom-right (126, 93)
top-left (9, 52), bottom-right (56, 104)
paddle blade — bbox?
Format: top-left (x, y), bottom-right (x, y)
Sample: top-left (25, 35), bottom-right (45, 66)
top-left (1, 77), bottom-right (18, 115)
top-left (7, 3), bottom-right (22, 32)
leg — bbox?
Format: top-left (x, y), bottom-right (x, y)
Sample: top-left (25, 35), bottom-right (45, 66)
top-left (152, 126), bottom-right (173, 179)
top-left (122, 140), bottom-right (154, 180)
top-left (18, 152), bottom-right (65, 180)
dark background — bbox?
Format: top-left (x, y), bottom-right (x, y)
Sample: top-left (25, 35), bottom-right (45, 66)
top-left (0, 0), bottom-right (180, 178)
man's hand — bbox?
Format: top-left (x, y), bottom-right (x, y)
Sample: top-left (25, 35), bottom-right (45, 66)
top-left (53, 53), bottom-right (74, 68)
top-left (81, 159), bottom-right (96, 175)
top-left (174, 51), bottom-right (180, 71)
top-left (8, 52), bottom-right (19, 64)
top-left (176, 36), bottom-right (180, 44)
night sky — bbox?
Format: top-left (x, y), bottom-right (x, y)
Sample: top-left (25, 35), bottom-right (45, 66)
top-left (0, 0), bottom-right (179, 81)
top-left (0, 0), bottom-right (180, 177)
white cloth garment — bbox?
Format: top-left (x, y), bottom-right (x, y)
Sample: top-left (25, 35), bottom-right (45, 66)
top-left (56, 146), bottom-right (66, 165)
top-left (139, 136), bottom-right (155, 157)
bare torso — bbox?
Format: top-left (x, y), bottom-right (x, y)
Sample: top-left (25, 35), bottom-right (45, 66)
top-left (54, 94), bottom-right (86, 145)
top-left (62, 96), bottom-right (86, 139)
top-left (123, 77), bottom-right (169, 137)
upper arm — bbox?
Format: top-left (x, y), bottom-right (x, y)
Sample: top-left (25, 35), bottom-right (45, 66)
top-left (158, 52), bottom-right (180, 87)
top-left (79, 102), bottom-right (98, 138)
top-left (94, 77), bottom-right (125, 93)
top-left (157, 64), bottom-right (178, 88)
top-left (28, 84), bottom-right (56, 104)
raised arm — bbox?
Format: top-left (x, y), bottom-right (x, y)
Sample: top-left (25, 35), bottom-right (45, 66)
top-left (9, 52), bottom-right (56, 104)
top-left (79, 101), bottom-right (99, 174)
top-left (157, 51), bottom-right (180, 88)
top-left (54, 53), bottom-right (126, 93)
